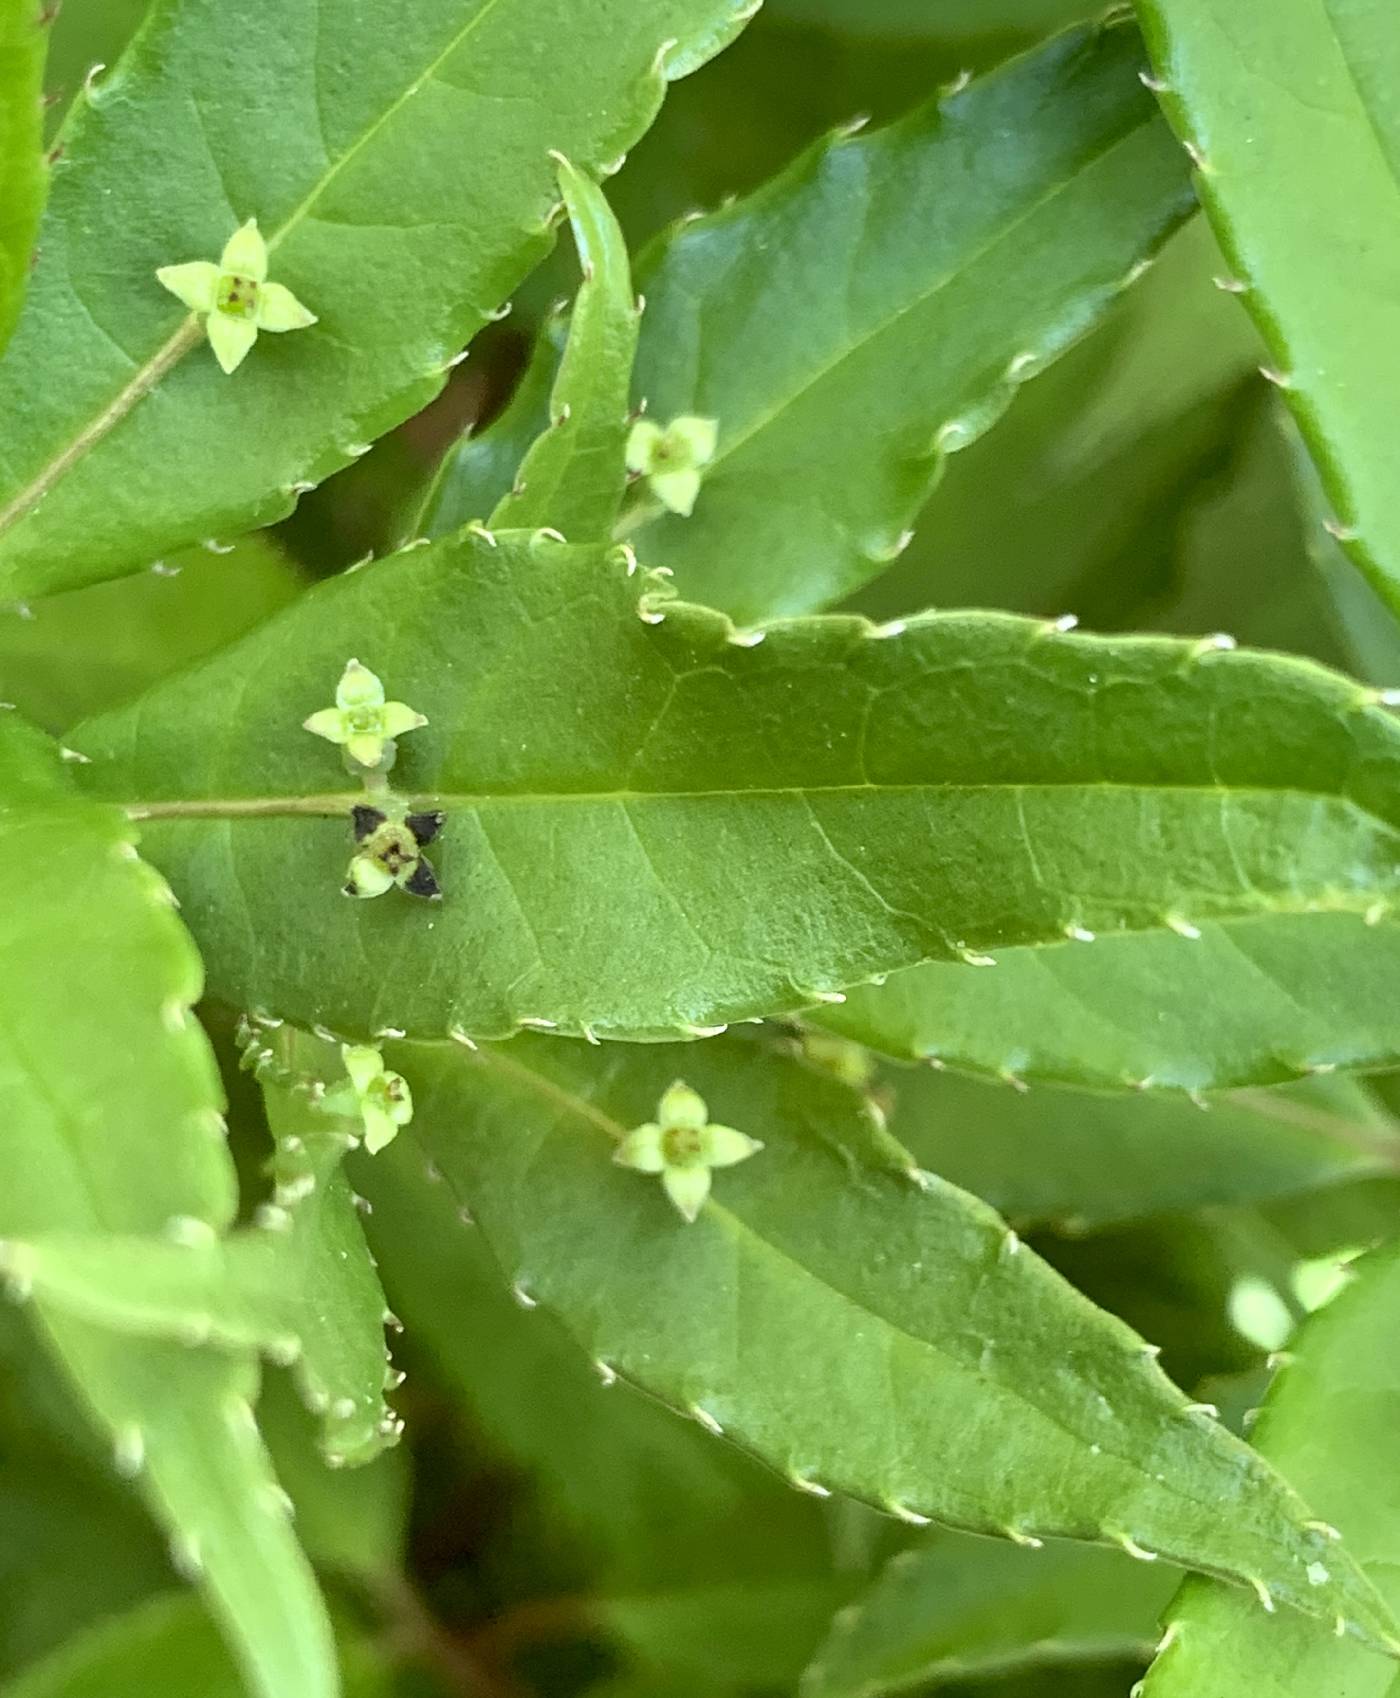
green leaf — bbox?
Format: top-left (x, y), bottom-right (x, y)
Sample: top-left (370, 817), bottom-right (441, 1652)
top-left (67, 529), bottom-right (1400, 1044)
top-left (256, 1370), bottom-right (409, 1585)
top-left (413, 314), bottom-right (563, 541)
top-left (0, 0), bottom-right (756, 602)
top-left (0, 714), bottom-right (336, 1698)
top-left (1139, 1239), bottom-right (1400, 1698)
top-left (0, 0), bottom-right (47, 354)
top-left (1134, 0), bottom-right (1400, 617)
top-left (0, 1591), bottom-right (402, 1698)
top-left (4, 1077), bottom-right (398, 1467)
top-left (802, 1535), bottom-right (1174, 1698)
top-left (818, 914), bottom-right (1400, 1093)
top-left (881, 1067), bottom-right (1400, 1232)
top-left (619, 20), bottom-right (1194, 620)
top-left (357, 1115), bottom-right (851, 1685)
top-left (488, 158), bottom-right (639, 540)
top-left (0, 533), bottom-right (306, 731)
top-left (367, 1030), bottom-right (1393, 1646)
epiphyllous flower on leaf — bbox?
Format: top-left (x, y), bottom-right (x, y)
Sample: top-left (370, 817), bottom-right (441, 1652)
top-left (304, 660), bottom-right (428, 770)
top-left (625, 415), bottom-right (719, 517)
top-left (344, 803), bottom-right (444, 901)
top-left (157, 218), bottom-right (317, 374)
top-left (320, 1045), bottom-right (413, 1154)
top-left (614, 1081), bottom-right (762, 1223)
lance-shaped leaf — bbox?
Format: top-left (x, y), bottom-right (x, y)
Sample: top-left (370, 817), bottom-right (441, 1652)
top-left (880, 1067), bottom-right (1400, 1233)
top-left (67, 528), bottom-right (1400, 1043)
top-left (617, 19), bottom-right (1194, 621)
top-left (489, 158), bottom-right (639, 540)
top-left (802, 1535), bottom-right (1174, 1698)
top-left (0, 714), bottom-right (336, 1698)
top-left (365, 1031), bottom-right (1396, 1645)
top-left (0, 0), bottom-right (47, 354)
top-left (356, 1108), bottom-right (848, 1686)
top-left (818, 914), bottom-right (1400, 1094)
top-left (1140, 1239), bottom-right (1400, 1698)
top-left (1134, 0), bottom-right (1400, 616)
top-left (0, 0), bottom-right (756, 602)
top-left (0, 1589), bottom-right (402, 1698)
top-left (4, 1086), bottom-right (399, 1468)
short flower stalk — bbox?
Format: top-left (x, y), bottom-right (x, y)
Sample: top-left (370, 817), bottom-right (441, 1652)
top-left (614, 1081), bottom-right (762, 1222)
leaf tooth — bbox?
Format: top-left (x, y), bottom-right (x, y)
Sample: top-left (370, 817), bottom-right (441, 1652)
top-left (1004, 1526), bottom-right (1044, 1549)
top-left (511, 1279), bottom-right (539, 1309)
top-left (112, 1422), bottom-right (145, 1477)
top-left (690, 1402), bottom-right (725, 1437)
top-left (169, 1530), bottom-right (204, 1579)
top-left (790, 1471), bottom-right (832, 1498)
top-left (883, 1499), bottom-right (932, 1527)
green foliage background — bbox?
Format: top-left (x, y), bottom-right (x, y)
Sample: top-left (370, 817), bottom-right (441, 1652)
top-left (2, 1), bottom-right (1399, 1697)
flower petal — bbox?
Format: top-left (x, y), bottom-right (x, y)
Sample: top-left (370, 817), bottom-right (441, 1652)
top-left (206, 311), bottom-right (258, 374)
top-left (380, 701), bottom-right (428, 739)
top-left (336, 660), bottom-right (385, 711)
top-left (342, 1045), bottom-right (385, 1094)
top-left (614, 1124), bottom-right (666, 1173)
top-left (346, 733), bottom-right (386, 767)
top-left (256, 280), bottom-right (317, 333)
top-left (650, 467), bottom-right (703, 517)
top-left (700, 1125), bottom-right (763, 1168)
top-left (625, 419), bottom-right (663, 474)
top-left (156, 261), bottom-right (220, 315)
top-left (220, 218), bottom-right (268, 282)
top-left (670, 415), bottom-right (719, 465)
top-left (303, 707), bottom-right (349, 744)
top-left (657, 1081), bottom-right (708, 1132)
top-left (662, 1164), bottom-right (712, 1223)
top-left (343, 855), bottom-right (396, 899)
top-left (361, 1102), bottom-right (400, 1155)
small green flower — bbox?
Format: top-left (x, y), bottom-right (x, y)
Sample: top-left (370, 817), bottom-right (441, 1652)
top-left (320, 1044), bottom-right (413, 1154)
top-left (304, 660), bottom-right (428, 770)
top-left (343, 803), bottom-right (444, 902)
top-left (614, 1080), bottom-right (762, 1223)
top-left (626, 415), bottom-right (719, 517)
top-left (157, 218), bottom-right (316, 374)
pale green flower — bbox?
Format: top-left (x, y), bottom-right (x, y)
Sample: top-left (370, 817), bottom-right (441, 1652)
top-left (614, 1080), bottom-right (762, 1222)
top-left (626, 415), bottom-right (719, 517)
top-left (320, 1044), bottom-right (413, 1154)
top-left (303, 659), bottom-right (428, 770)
top-left (157, 218), bottom-right (316, 374)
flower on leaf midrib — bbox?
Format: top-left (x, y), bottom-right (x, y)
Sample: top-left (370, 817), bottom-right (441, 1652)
top-left (614, 1080), bottom-right (762, 1222)
top-left (626, 415), bottom-right (719, 518)
top-left (303, 659), bottom-right (428, 770)
top-left (157, 218), bottom-right (316, 374)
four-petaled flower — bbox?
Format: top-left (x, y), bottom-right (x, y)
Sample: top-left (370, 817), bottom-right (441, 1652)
top-left (625, 415), bottom-right (719, 517)
top-left (344, 803), bottom-right (444, 901)
top-left (304, 660), bottom-right (428, 770)
top-left (320, 1045), bottom-right (413, 1154)
top-left (614, 1081), bottom-right (762, 1222)
top-left (157, 218), bottom-right (317, 374)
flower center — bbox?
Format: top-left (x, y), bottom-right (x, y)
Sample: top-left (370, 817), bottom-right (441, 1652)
top-left (346, 705), bottom-right (382, 734)
top-left (216, 273), bottom-right (260, 320)
top-left (661, 1124), bottom-right (706, 1167)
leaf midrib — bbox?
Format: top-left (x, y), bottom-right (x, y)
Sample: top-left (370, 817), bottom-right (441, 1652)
top-left (0, 0), bottom-right (514, 543)
top-left (115, 778), bottom-right (1396, 826)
